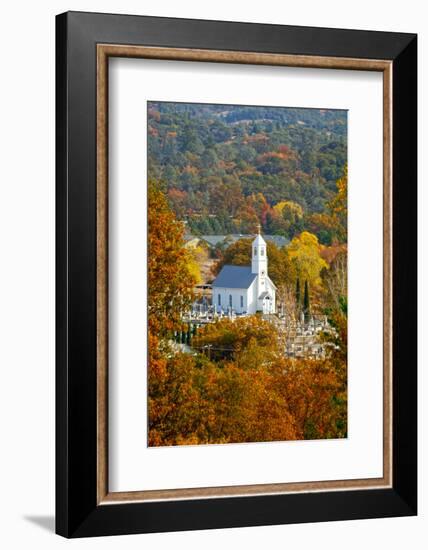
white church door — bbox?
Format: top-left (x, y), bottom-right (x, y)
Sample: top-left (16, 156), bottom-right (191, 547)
top-left (262, 296), bottom-right (272, 314)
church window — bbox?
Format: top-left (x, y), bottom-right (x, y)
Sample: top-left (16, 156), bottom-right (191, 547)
top-left (260, 247), bottom-right (264, 256)
top-left (218, 294), bottom-right (221, 306)
top-left (254, 247), bottom-right (257, 255)
top-left (229, 294), bottom-right (232, 307)
top-left (240, 295), bottom-right (244, 308)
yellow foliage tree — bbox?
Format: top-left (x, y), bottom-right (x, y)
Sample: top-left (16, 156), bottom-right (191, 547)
top-left (186, 243), bottom-right (210, 285)
top-left (273, 200), bottom-right (303, 222)
top-left (287, 231), bottom-right (328, 288)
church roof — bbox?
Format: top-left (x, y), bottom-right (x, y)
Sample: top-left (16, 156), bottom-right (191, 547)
top-left (200, 234), bottom-right (289, 248)
top-left (265, 235), bottom-right (289, 248)
top-left (212, 265), bottom-right (257, 289)
top-left (200, 235), bottom-right (227, 247)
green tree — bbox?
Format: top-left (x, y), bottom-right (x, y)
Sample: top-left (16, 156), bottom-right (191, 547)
top-left (295, 278), bottom-right (301, 309)
top-left (303, 280), bottom-right (310, 322)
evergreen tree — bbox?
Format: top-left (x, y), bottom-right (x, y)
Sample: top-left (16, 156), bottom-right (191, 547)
top-left (295, 278), bottom-right (301, 314)
top-left (303, 280), bottom-right (310, 322)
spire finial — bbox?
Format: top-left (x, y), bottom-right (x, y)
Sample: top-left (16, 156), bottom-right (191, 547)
top-left (257, 223), bottom-right (261, 235)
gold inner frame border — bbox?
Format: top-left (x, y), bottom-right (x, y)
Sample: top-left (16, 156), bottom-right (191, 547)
top-left (96, 44), bottom-right (393, 504)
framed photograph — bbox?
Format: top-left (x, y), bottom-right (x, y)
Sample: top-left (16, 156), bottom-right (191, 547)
top-left (56, 11), bottom-right (417, 538)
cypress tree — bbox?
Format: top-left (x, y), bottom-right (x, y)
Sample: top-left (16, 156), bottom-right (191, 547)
top-left (303, 280), bottom-right (310, 322)
top-left (295, 278), bottom-right (301, 312)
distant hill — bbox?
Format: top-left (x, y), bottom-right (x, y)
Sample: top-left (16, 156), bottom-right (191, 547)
top-left (147, 101), bottom-right (347, 240)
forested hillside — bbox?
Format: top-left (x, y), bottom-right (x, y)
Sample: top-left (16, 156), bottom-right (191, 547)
top-left (147, 101), bottom-right (347, 244)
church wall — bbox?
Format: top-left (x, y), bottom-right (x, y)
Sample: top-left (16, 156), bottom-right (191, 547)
top-left (213, 287), bottom-right (250, 315)
top-left (267, 279), bottom-right (276, 313)
top-left (246, 279), bottom-right (257, 315)
top-left (212, 277), bottom-right (274, 316)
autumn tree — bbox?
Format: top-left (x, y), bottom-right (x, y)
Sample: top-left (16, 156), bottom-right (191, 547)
top-left (273, 200), bottom-right (304, 237)
top-left (235, 198), bottom-right (260, 233)
top-left (287, 231), bottom-right (328, 289)
top-left (305, 166), bottom-right (347, 245)
top-left (321, 250), bottom-right (348, 361)
top-left (322, 250), bottom-right (347, 316)
top-left (186, 243), bottom-right (210, 285)
top-left (266, 241), bottom-right (295, 288)
top-left (149, 352), bottom-right (211, 446)
top-left (276, 282), bottom-right (299, 320)
top-left (249, 192), bottom-right (271, 227)
top-left (327, 165), bottom-right (347, 243)
top-left (193, 316), bottom-right (280, 367)
top-left (273, 358), bottom-right (347, 439)
top-left (213, 238), bottom-right (253, 275)
top-left (148, 181), bottom-right (200, 443)
top-left (150, 348), bottom-right (347, 445)
top-left (148, 180), bottom-right (196, 337)
top-left (304, 212), bottom-right (336, 245)
top-left (167, 188), bottom-right (189, 218)
top-left (208, 176), bottom-right (244, 219)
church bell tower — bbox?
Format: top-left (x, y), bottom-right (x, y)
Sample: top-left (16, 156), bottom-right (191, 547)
top-left (251, 225), bottom-right (268, 291)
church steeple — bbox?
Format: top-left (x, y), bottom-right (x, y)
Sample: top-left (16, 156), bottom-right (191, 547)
top-left (251, 226), bottom-right (267, 275)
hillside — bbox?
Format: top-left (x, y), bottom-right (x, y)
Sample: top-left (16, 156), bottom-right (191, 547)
top-left (147, 101), bottom-right (347, 244)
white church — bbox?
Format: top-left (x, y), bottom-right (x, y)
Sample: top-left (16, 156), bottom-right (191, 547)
top-left (212, 229), bottom-right (277, 315)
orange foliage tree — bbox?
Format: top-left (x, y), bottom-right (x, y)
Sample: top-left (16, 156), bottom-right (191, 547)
top-left (148, 181), bottom-right (198, 444)
top-left (148, 316), bottom-right (347, 446)
top-left (148, 180), bottom-right (196, 337)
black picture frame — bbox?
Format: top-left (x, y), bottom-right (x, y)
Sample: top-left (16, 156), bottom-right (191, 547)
top-left (56, 11), bottom-right (417, 538)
